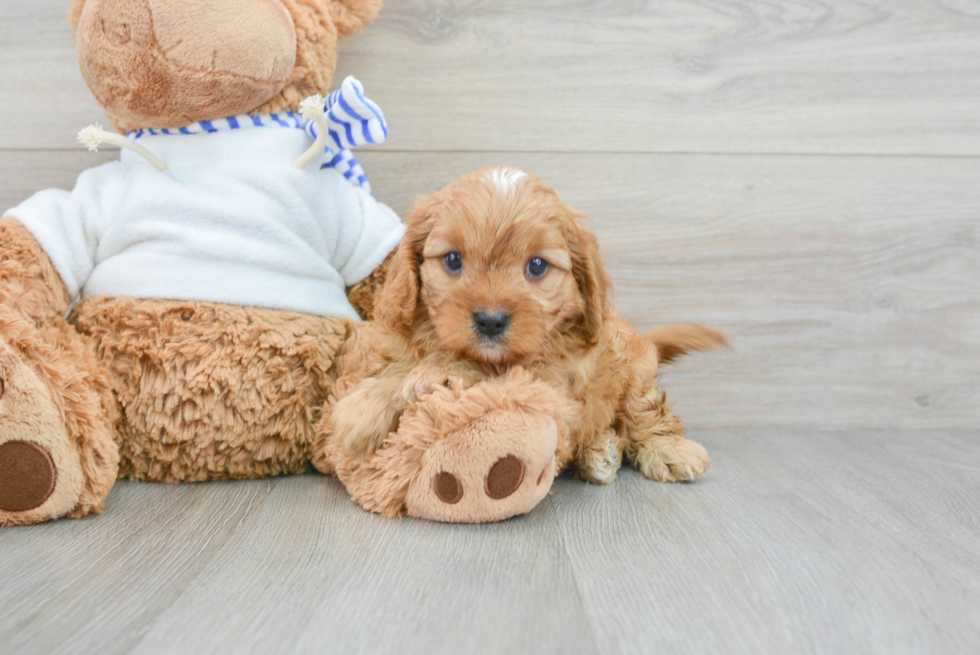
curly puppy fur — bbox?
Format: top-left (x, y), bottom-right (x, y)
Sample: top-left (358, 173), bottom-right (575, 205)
top-left (318, 167), bottom-right (724, 488)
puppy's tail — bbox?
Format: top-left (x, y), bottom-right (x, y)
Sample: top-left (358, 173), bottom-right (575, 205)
top-left (642, 324), bottom-right (729, 365)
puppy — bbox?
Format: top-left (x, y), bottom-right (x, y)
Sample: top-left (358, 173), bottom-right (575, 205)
top-left (331, 166), bottom-right (726, 484)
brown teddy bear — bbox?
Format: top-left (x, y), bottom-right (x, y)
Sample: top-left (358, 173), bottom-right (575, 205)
top-left (0, 0), bottom-right (402, 526)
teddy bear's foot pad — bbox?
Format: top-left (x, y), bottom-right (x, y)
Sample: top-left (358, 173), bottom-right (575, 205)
top-left (433, 454), bottom-right (527, 505)
top-left (406, 410), bottom-right (558, 523)
top-left (0, 441), bottom-right (56, 512)
top-left (0, 342), bottom-right (89, 526)
top-left (485, 455), bottom-right (525, 499)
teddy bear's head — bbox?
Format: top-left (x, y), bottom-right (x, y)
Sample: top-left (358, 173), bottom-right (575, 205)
top-left (69, 0), bottom-right (381, 134)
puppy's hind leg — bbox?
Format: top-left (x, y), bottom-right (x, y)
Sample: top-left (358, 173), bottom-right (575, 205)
top-left (576, 428), bottom-right (626, 485)
top-left (623, 390), bottom-right (710, 482)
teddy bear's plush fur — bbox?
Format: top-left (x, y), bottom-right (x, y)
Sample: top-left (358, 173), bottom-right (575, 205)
top-left (0, 0), bottom-right (391, 526)
top-left (314, 167), bottom-right (726, 523)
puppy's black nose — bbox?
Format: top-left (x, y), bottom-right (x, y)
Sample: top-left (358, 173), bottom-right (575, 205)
top-left (473, 310), bottom-right (510, 338)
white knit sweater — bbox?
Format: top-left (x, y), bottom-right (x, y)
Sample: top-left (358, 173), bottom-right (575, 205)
top-left (7, 126), bottom-right (405, 320)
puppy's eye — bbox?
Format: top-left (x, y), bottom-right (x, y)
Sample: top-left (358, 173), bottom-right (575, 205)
top-left (442, 251), bottom-right (463, 274)
top-left (526, 256), bottom-right (550, 280)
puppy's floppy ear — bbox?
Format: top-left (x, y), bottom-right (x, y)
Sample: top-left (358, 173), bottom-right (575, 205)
top-left (374, 194), bottom-right (438, 336)
top-left (329, 0), bottom-right (382, 38)
top-left (564, 212), bottom-right (613, 344)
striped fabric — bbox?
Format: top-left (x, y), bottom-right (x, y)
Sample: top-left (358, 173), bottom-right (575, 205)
top-left (126, 76), bottom-right (386, 193)
top-left (301, 77), bottom-right (387, 149)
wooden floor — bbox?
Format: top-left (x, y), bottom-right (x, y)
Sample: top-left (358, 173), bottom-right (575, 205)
top-left (1, 430), bottom-right (978, 654)
top-left (1, 1), bottom-right (979, 653)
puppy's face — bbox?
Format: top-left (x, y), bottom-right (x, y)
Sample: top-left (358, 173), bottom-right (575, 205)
top-left (378, 167), bottom-right (610, 365)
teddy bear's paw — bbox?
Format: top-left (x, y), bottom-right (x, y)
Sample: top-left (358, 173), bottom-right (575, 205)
top-left (0, 345), bottom-right (86, 526)
top-left (404, 408), bottom-right (560, 523)
top-left (629, 436), bottom-right (711, 483)
top-left (576, 431), bottom-right (626, 485)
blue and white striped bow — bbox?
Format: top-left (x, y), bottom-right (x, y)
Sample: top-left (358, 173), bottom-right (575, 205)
top-left (126, 76), bottom-right (387, 193)
top-left (303, 76), bottom-right (388, 151)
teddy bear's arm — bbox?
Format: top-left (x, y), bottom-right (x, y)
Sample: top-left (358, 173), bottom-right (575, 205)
top-left (3, 163), bottom-right (121, 309)
top-left (328, 182), bottom-right (405, 314)
top-left (345, 249), bottom-right (393, 321)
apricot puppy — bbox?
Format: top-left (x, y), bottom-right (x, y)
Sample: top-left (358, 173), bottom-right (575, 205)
top-left (331, 166), bottom-right (726, 485)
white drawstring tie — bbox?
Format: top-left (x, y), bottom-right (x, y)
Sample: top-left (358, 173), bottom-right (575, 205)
top-left (78, 123), bottom-right (167, 171)
top-left (77, 123), bottom-right (167, 171)
top-left (293, 95), bottom-right (330, 169)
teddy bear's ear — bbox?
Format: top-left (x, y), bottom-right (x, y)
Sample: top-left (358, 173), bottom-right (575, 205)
top-left (329, 0), bottom-right (382, 38)
top-left (68, 0), bottom-right (86, 32)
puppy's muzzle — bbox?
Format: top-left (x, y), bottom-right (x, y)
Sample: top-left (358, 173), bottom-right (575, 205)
top-left (472, 310), bottom-right (510, 339)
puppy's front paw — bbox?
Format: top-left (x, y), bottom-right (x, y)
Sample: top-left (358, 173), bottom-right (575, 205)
top-left (631, 438), bottom-right (710, 482)
top-left (576, 432), bottom-right (625, 485)
top-left (400, 362), bottom-right (483, 405)
top-left (332, 377), bottom-right (404, 457)
top-left (399, 368), bottom-right (445, 405)
top-left (333, 411), bottom-right (386, 457)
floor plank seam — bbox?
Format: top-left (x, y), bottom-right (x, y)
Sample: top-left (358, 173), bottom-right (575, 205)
top-left (4, 148), bottom-right (980, 161)
top-left (548, 501), bottom-right (603, 654)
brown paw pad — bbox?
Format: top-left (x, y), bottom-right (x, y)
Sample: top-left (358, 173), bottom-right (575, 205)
top-left (0, 441), bottom-right (57, 512)
top-left (433, 471), bottom-right (463, 504)
top-left (485, 455), bottom-right (525, 500)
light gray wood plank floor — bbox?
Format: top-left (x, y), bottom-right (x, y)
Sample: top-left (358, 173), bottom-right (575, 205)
top-left (1, 430), bottom-right (978, 654)
top-left (1, 0), bottom-right (978, 653)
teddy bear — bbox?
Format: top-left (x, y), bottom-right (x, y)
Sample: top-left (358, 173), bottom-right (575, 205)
top-left (313, 167), bottom-right (725, 524)
top-left (0, 0), bottom-right (404, 526)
